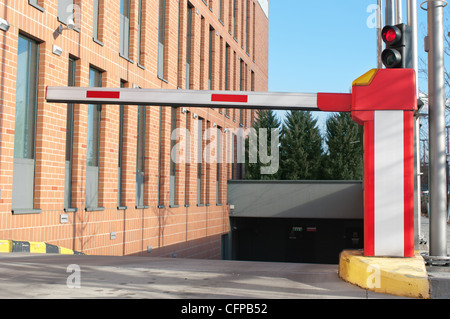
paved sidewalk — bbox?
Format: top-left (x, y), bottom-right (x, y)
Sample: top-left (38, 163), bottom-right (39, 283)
top-left (419, 216), bottom-right (450, 299)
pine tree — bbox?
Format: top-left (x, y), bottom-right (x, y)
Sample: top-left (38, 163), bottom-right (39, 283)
top-left (279, 111), bottom-right (323, 180)
top-left (323, 112), bottom-right (363, 180)
top-left (245, 109), bottom-right (281, 180)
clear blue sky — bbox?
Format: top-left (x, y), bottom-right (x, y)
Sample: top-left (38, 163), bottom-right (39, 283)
top-left (267, 0), bottom-right (445, 128)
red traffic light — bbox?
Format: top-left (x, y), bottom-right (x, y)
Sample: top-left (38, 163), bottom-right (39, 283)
top-left (384, 29), bottom-right (397, 42)
top-left (382, 25), bottom-right (402, 45)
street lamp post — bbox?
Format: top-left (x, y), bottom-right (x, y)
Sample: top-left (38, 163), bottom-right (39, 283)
top-left (426, 0), bottom-right (449, 262)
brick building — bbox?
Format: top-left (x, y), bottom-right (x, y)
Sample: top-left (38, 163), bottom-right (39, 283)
top-left (0, 0), bottom-right (268, 257)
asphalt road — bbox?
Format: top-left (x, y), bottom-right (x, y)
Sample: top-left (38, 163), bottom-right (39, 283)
top-left (0, 216), bottom-right (447, 301)
top-left (0, 253), bottom-right (404, 300)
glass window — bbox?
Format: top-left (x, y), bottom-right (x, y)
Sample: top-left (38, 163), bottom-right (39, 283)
top-left (86, 67), bottom-right (102, 209)
top-left (64, 57), bottom-right (76, 209)
top-left (197, 118), bottom-right (203, 205)
top-left (119, 0), bottom-right (131, 58)
top-left (186, 4), bottom-right (193, 89)
top-left (219, 0), bottom-right (223, 22)
top-left (118, 80), bottom-right (126, 208)
top-left (157, 0), bottom-right (166, 79)
top-left (136, 105), bottom-right (146, 207)
top-left (233, 0), bottom-right (237, 37)
top-left (28, 0), bottom-right (44, 11)
top-left (216, 127), bottom-right (222, 205)
top-left (224, 44), bottom-right (230, 116)
top-left (93, 0), bottom-right (100, 41)
top-left (12, 35), bottom-right (39, 211)
top-left (169, 107), bottom-right (177, 206)
top-left (208, 27), bottom-right (215, 90)
top-left (137, 0), bottom-right (144, 65)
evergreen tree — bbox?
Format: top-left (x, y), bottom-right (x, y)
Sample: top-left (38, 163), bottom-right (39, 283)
top-left (323, 112), bottom-right (363, 180)
top-left (245, 109), bottom-right (281, 180)
top-left (279, 111), bottom-right (323, 180)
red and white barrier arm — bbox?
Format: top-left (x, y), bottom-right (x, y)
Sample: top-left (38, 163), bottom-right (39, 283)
top-left (46, 87), bottom-right (352, 112)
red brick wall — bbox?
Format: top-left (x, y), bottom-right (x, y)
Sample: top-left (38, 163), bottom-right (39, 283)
top-left (0, 0), bottom-right (268, 258)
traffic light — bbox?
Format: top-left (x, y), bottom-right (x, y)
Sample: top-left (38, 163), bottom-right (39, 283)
top-left (381, 24), bottom-right (412, 69)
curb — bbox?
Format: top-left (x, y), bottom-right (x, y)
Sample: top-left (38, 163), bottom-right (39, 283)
top-left (338, 250), bottom-right (430, 299)
top-left (0, 240), bottom-right (85, 255)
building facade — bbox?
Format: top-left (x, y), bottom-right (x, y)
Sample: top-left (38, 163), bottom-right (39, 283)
top-left (0, 0), bottom-right (268, 257)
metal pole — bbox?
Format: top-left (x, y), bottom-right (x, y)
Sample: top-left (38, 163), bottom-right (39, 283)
top-left (407, 0), bottom-right (419, 82)
top-left (407, 0), bottom-right (422, 251)
top-left (385, 0), bottom-right (395, 25)
top-left (377, 0), bottom-right (384, 69)
top-left (395, 0), bottom-right (403, 23)
top-left (427, 0), bottom-right (448, 259)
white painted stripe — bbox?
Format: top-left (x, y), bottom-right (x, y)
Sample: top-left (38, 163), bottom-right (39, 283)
top-left (46, 87), bottom-right (319, 110)
top-left (374, 111), bottom-right (404, 257)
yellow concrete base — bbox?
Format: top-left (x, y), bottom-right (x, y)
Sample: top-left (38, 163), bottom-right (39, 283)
top-left (339, 250), bottom-right (430, 299)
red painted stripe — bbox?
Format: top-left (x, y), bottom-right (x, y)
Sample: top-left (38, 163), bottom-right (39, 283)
top-left (364, 119), bottom-right (375, 257)
top-left (403, 111), bottom-right (415, 257)
top-left (316, 93), bottom-right (352, 112)
top-left (211, 94), bottom-right (248, 103)
top-left (86, 91), bottom-right (121, 99)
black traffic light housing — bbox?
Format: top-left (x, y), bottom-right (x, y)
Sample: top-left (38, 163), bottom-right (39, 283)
top-left (381, 23), bottom-right (412, 69)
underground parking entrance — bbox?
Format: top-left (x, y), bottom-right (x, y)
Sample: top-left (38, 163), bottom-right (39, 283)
top-left (224, 180), bottom-right (364, 264)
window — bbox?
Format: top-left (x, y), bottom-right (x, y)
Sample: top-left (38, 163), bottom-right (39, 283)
top-left (224, 44), bottom-right (230, 117)
top-left (246, 0), bottom-right (250, 53)
top-left (186, 3), bottom-right (193, 89)
top-left (177, 0), bottom-right (182, 88)
top-left (219, 36), bottom-right (224, 90)
top-left (118, 80), bottom-right (126, 209)
top-left (240, 0), bottom-right (245, 44)
top-left (86, 67), bottom-right (102, 210)
top-left (239, 58), bottom-right (244, 125)
top-left (218, 0), bottom-right (223, 23)
top-left (251, 70), bottom-right (255, 91)
top-left (64, 57), bottom-right (76, 210)
top-left (233, 0), bottom-right (237, 38)
top-left (197, 117), bottom-right (204, 206)
top-left (136, 105), bottom-right (146, 208)
top-left (169, 107), bottom-right (178, 207)
top-left (208, 27), bottom-right (215, 90)
top-left (184, 111), bottom-right (192, 206)
top-left (93, 0), bottom-right (103, 43)
top-left (28, 0), bottom-right (45, 11)
top-left (157, 0), bottom-right (167, 80)
top-left (157, 106), bottom-right (163, 208)
top-left (58, 0), bottom-right (75, 25)
top-left (216, 127), bottom-right (222, 205)
top-left (137, 0), bottom-right (145, 66)
top-left (252, 1), bottom-right (256, 60)
top-left (119, 0), bottom-right (131, 58)
top-left (200, 17), bottom-right (206, 89)
top-left (12, 35), bottom-right (39, 213)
